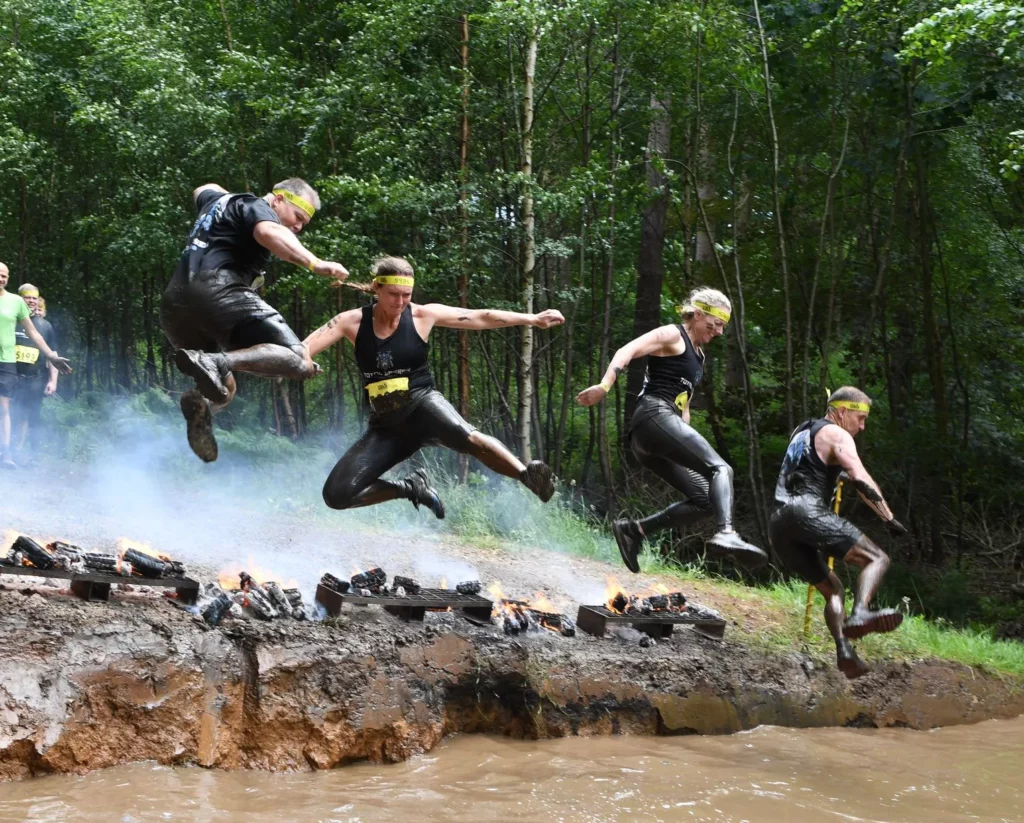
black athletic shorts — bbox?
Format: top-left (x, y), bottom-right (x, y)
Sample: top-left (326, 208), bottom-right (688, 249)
top-left (0, 363), bottom-right (17, 399)
top-left (13, 375), bottom-right (45, 419)
top-left (769, 496), bottom-right (864, 585)
top-left (160, 267), bottom-right (301, 353)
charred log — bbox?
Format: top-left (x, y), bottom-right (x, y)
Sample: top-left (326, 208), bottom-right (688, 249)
top-left (350, 567), bottom-right (386, 592)
top-left (319, 573), bottom-right (350, 594)
top-left (456, 580), bottom-right (481, 595)
top-left (392, 576), bottom-right (421, 595)
top-left (12, 536), bottom-right (56, 570)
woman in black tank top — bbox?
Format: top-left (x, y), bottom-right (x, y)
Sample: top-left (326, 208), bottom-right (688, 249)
top-left (304, 257), bottom-right (565, 518)
top-left (576, 287), bottom-right (766, 573)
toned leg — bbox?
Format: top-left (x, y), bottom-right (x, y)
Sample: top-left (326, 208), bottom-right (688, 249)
top-left (814, 570), bottom-right (869, 680)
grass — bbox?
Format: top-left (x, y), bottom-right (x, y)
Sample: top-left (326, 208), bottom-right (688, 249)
top-left (37, 391), bottom-right (1024, 680)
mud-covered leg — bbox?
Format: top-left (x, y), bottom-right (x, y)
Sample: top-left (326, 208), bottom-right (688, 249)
top-left (815, 571), bottom-right (868, 680)
top-left (841, 536), bottom-right (903, 639)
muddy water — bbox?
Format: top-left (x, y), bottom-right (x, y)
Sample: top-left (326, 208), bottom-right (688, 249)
top-left (2, 718), bottom-right (1021, 823)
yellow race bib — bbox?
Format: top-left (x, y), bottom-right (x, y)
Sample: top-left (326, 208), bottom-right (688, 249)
top-left (674, 390), bottom-right (689, 413)
top-left (15, 345), bottom-right (40, 365)
top-left (366, 377), bottom-right (409, 398)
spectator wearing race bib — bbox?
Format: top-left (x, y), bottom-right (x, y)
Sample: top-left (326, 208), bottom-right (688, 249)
top-left (0, 263), bottom-right (71, 469)
top-left (12, 283), bottom-right (59, 462)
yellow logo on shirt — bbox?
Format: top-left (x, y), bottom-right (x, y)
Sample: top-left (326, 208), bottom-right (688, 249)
top-left (674, 390), bottom-right (689, 413)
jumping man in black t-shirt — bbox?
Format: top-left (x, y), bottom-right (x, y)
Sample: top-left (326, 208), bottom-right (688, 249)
top-left (769, 386), bottom-right (908, 678)
top-left (577, 287), bottom-right (767, 574)
top-left (161, 178), bottom-right (349, 461)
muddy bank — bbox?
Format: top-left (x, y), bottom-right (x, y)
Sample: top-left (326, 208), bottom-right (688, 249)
top-left (1, 584), bottom-right (1022, 783)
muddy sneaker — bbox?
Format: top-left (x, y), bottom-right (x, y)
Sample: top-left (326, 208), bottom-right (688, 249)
top-left (612, 519), bottom-right (643, 574)
top-left (405, 468), bottom-right (445, 519)
top-left (174, 349), bottom-right (230, 404)
top-left (180, 388), bottom-right (218, 463)
top-left (708, 529), bottom-right (768, 569)
top-left (843, 608), bottom-right (903, 640)
top-left (837, 638), bottom-right (870, 680)
top-left (521, 460), bottom-right (555, 502)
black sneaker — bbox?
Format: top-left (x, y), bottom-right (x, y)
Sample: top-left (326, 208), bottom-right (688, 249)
top-left (521, 460), bottom-right (555, 502)
top-left (180, 389), bottom-right (218, 463)
top-left (174, 349), bottom-right (230, 404)
top-left (837, 638), bottom-right (870, 680)
top-left (405, 468), bottom-right (445, 519)
top-left (612, 519), bottom-right (643, 574)
top-left (844, 608), bottom-right (903, 639)
top-left (708, 530), bottom-right (768, 569)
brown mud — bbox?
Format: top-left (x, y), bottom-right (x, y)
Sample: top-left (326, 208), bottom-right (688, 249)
top-left (2, 578), bottom-right (1023, 784)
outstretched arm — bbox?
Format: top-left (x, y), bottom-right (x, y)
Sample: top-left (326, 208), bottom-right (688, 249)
top-left (19, 317), bottom-right (71, 374)
top-left (828, 429), bottom-right (906, 534)
top-left (251, 221), bottom-right (350, 283)
top-left (419, 303), bottom-right (564, 334)
top-left (576, 325), bottom-right (682, 407)
top-left (303, 309), bottom-right (362, 358)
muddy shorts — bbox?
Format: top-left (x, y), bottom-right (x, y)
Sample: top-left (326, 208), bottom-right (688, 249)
top-left (160, 267), bottom-right (301, 353)
top-left (769, 497), bottom-right (864, 585)
top-left (0, 363), bottom-right (17, 399)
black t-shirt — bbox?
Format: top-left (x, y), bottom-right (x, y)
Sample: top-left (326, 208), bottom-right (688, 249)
top-left (774, 419), bottom-right (843, 507)
top-left (175, 190), bottom-right (281, 284)
top-left (14, 315), bottom-right (57, 378)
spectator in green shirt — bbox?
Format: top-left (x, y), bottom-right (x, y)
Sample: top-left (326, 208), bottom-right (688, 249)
top-left (0, 262), bottom-right (71, 468)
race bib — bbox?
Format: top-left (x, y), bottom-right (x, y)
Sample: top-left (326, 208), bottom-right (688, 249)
top-left (366, 377), bottom-right (411, 414)
top-left (15, 345), bottom-right (40, 365)
top-left (674, 390), bottom-right (689, 413)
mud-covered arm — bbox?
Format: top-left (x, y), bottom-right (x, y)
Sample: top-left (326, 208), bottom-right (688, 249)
top-left (576, 325), bottom-right (681, 407)
top-left (830, 431), bottom-right (906, 533)
top-left (303, 309), bottom-right (361, 357)
top-left (421, 303), bottom-right (564, 332)
top-left (251, 221), bottom-right (349, 282)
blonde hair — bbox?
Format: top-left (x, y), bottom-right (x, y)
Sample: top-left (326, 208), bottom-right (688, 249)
top-left (371, 256), bottom-right (415, 280)
top-left (678, 287), bottom-right (731, 321)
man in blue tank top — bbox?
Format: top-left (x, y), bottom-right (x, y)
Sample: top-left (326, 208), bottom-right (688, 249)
top-left (770, 386), bottom-right (908, 678)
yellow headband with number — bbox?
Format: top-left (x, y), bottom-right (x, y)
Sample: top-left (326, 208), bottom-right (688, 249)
top-left (693, 301), bottom-right (731, 323)
top-left (273, 189), bottom-right (316, 218)
top-left (375, 275), bottom-right (415, 287)
top-left (829, 400), bottom-right (871, 413)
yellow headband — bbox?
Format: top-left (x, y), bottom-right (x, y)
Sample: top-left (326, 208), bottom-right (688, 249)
top-left (374, 275), bottom-right (415, 287)
top-left (273, 189), bottom-right (316, 218)
top-left (829, 400), bottom-right (871, 413)
top-left (693, 300), bottom-right (731, 323)
top-left (18, 287), bottom-right (39, 298)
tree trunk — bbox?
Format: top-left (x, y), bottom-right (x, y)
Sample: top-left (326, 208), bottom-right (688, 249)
top-left (516, 27), bottom-right (539, 462)
top-left (624, 92), bottom-right (671, 436)
top-left (456, 12), bottom-right (472, 482)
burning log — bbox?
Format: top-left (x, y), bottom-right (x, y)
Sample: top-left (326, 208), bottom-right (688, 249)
top-left (118, 548), bottom-right (185, 579)
top-left (283, 587), bottom-right (306, 619)
top-left (648, 592), bottom-right (686, 611)
top-left (12, 536), bottom-right (56, 570)
top-left (264, 581), bottom-right (301, 619)
top-left (202, 592), bottom-right (233, 626)
top-left (48, 541), bottom-right (84, 561)
top-left (501, 604), bottom-right (531, 635)
top-left (456, 580), bottom-right (482, 595)
top-left (536, 612), bottom-right (576, 637)
top-left (232, 588), bottom-right (278, 620)
top-left (320, 573), bottom-right (350, 593)
top-left (82, 553), bottom-right (132, 576)
top-left (392, 575), bottom-right (420, 595)
top-left (350, 567), bottom-right (386, 592)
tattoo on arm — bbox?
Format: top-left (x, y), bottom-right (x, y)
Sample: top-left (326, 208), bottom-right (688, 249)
top-left (613, 366), bottom-right (623, 376)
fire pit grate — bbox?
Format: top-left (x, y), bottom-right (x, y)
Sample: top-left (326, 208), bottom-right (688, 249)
top-left (575, 604), bottom-right (726, 639)
top-left (315, 584), bottom-right (492, 622)
top-left (0, 564), bottom-right (200, 604)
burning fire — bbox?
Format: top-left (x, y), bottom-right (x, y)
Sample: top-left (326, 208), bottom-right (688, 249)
top-left (604, 576), bottom-right (686, 614)
top-left (440, 577), bottom-right (448, 590)
top-left (2, 530), bottom-right (19, 554)
top-left (217, 556), bottom-right (297, 591)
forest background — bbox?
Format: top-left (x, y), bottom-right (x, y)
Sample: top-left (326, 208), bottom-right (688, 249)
top-left (1, 0), bottom-right (1022, 620)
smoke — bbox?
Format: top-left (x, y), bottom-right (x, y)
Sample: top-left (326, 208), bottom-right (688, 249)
top-left (1, 395), bottom-right (617, 607)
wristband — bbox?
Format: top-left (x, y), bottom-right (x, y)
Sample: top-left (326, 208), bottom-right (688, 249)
top-left (307, 257), bottom-right (319, 272)
top-left (599, 380), bottom-right (612, 393)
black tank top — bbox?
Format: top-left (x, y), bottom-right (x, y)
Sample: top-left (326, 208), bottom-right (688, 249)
top-left (774, 419), bottom-right (842, 505)
top-left (637, 325), bottom-right (705, 414)
top-left (355, 304), bottom-right (435, 414)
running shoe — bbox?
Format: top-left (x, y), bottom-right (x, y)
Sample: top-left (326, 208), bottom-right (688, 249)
top-left (708, 530), bottom-right (769, 569)
top-left (174, 349), bottom-right (230, 404)
top-left (405, 468), bottom-right (445, 519)
top-left (612, 519), bottom-right (643, 574)
top-left (180, 388), bottom-right (218, 463)
top-left (521, 460), bottom-right (555, 502)
top-left (843, 608), bottom-right (903, 639)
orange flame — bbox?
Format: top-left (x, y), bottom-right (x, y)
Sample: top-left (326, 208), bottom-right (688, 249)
top-left (487, 581), bottom-right (505, 602)
top-left (116, 537), bottom-right (174, 562)
top-left (217, 556), bottom-right (297, 591)
top-left (529, 592), bottom-right (558, 613)
top-left (440, 577), bottom-right (448, 590)
top-left (2, 530), bottom-right (19, 554)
